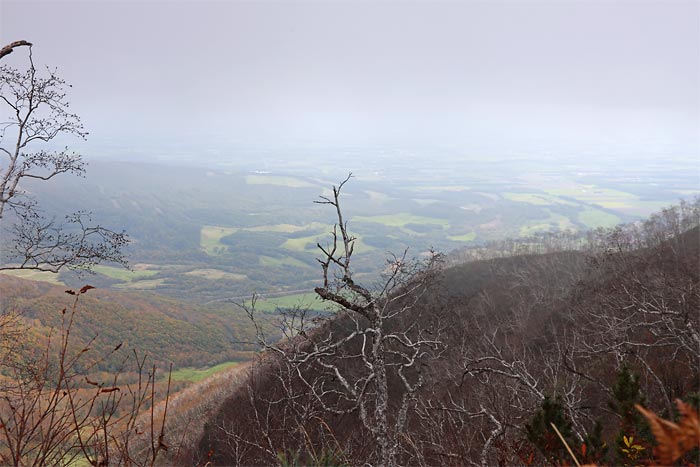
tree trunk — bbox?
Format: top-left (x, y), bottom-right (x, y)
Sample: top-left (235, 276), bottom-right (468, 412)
top-left (372, 321), bottom-right (394, 467)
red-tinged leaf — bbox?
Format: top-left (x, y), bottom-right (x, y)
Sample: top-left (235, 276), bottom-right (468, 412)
top-left (100, 387), bottom-right (120, 393)
top-left (674, 399), bottom-right (700, 452)
top-left (79, 285), bottom-right (95, 294)
top-left (85, 377), bottom-right (99, 386)
top-left (65, 289), bottom-right (76, 295)
top-left (636, 403), bottom-right (685, 465)
top-left (581, 443), bottom-right (587, 458)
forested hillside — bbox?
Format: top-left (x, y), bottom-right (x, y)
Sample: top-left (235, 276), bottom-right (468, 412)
top-left (177, 201), bottom-right (699, 467)
top-left (0, 275), bottom-right (262, 371)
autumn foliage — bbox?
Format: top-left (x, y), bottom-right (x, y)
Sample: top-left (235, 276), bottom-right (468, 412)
top-left (635, 400), bottom-right (700, 467)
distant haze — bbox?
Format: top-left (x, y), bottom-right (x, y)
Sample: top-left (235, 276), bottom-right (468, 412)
top-left (1, 1), bottom-right (698, 160)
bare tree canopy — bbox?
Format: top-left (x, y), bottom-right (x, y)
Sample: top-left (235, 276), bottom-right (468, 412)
top-left (192, 198), bottom-right (699, 467)
top-left (0, 42), bottom-right (127, 272)
top-left (238, 175), bottom-right (445, 467)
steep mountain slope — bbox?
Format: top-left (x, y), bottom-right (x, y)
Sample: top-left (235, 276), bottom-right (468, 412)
top-left (176, 222), bottom-right (698, 466)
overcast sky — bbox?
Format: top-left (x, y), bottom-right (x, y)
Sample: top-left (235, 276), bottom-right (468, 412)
top-left (1, 0), bottom-right (698, 157)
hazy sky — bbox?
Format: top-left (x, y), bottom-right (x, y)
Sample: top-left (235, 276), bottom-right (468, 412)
top-left (1, 0), bottom-right (698, 156)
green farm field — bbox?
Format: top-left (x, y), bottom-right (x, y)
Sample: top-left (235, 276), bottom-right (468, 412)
top-left (201, 226), bottom-right (239, 255)
top-left (281, 231), bottom-right (376, 254)
top-left (259, 255), bottom-right (311, 268)
top-left (170, 361), bottom-right (240, 383)
top-left (354, 213), bottom-right (450, 228)
top-left (0, 269), bottom-right (63, 284)
top-left (519, 211), bottom-right (577, 236)
top-left (447, 232), bottom-right (477, 242)
top-left (93, 264), bottom-right (159, 282)
top-left (245, 174), bottom-right (318, 188)
top-left (502, 192), bottom-right (578, 206)
top-left (185, 269), bottom-right (247, 281)
top-left (114, 278), bottom-right (166, 290)
top-left (577, 207), bottom-right (621, 228)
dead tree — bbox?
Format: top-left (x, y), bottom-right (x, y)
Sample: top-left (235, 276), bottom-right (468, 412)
top-left (569, 230), bottom-right (700, 418)
top-left (245, 174), bottom-right (445, 467)
top-left (0, 42), bottom-right (127, 272)
top-left (0, 41), bottom-right (32, 61)
top-left (0, 286), bottom-right (171, 467)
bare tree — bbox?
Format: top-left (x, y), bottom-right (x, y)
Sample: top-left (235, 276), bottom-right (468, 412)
top-left (568, 234), bottom-right (700, 418)
top-left (453, 201), bottom-right (700, 465)
top-left (244, 175), bottom-right (445, 467)
top-left (0, 41), bottom-right (127, 273)
top-left (0, 286), bottom-right (171, 467)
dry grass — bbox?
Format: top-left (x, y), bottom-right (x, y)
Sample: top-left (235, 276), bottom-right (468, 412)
top-left (142, 360), bottom-right (254, 463)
